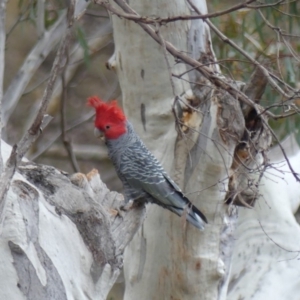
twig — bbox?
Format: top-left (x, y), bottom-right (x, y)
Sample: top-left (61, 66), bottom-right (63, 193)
top-left (0, 0), bottom-right (8, 174)
top-left (30, 111), bottom-right (94, 161)
top-left (258, 220), bottom-right (300, 255)
top-left (258, 105), bottom-right (299, 120)
top-left (30, 80), bottom-right (119, 161)
top-left (257, 8), bottom-right (293, 88)
top-left (271, 3), bottom-right (300, 19)
top-left (96, 0), bottom-right (286, 25)
top-left (60, 48), bottom-right (80, 172)
top-left (247, 0), bottom-right (285, 9)
top-left (6, 4), bottom-right (30, 40)
top-left (261, 117), bottom-right (300, 182)
top-left (281, 36), bottom-right (300, 64)
top-left (0, 1), bottom-right (76, 220)
top-left (36, 0), bottom-right (45, 38)
top-left (85, 9), bottom-right (109, 18)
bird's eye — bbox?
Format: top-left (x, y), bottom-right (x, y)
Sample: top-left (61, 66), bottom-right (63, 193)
top-left (105, 125), bottom-right (110, 130)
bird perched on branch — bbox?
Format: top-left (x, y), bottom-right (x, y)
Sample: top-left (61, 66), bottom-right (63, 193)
top-left (88, 96), bottom-right (207, 230)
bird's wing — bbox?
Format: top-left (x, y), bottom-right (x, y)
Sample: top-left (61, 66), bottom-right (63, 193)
top-left (121, 150), bottom-right (188, 208)
top-left (120, 146), bottom-right (207, 228)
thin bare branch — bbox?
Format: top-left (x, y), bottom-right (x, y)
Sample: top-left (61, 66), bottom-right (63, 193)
top-left (247, 0), bottom-right (286, 8)
top-left (85, 9), bottom-right (109, 18)
top-left (259, 220), bottom-right (300, 254)
top-left (30, 80), bottom-right (119, 161)
top-left (258, 103), bottom-right (300, 120)
top-left (0, 0), bottom-right (7, 174)
top-left (60, 50), bottom-right (80, 172)
top-left (30, 111), bottom-right (94, 161)
top-left (98, 0), bottom-right (286, 25)
top-left (6, 4), bottom-right (30, 39)
top-left (257, 8), bottom-right (300, 81)
top-left (261, 117), bottom-right (300, 182)
top-left (281, 36), bottom-right (300, 64)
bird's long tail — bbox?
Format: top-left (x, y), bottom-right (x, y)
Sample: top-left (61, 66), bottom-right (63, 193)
top-left (185, 203), bottom-right (207, 230)
top-left (166, 195), bottom-right (207, 230)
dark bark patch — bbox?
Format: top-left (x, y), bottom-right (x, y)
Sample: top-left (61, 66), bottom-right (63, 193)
top-left (217, 89), bottom-right (245, 146)
top-left (9, 241), bottom-right (67, 300)
top-left (141, 103), bottom-right (146, 131)
top-left (18, 163), bottom-right (58, 196)
top-left (195, 260), bottom-right (201, 270)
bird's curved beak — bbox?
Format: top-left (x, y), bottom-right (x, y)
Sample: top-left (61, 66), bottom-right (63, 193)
top-left (94, 128), bottom-right (104, 140)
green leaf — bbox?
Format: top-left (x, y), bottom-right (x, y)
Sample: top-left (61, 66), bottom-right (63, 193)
top-left (75, 25), bottom-right (90, 67)
top-left (285, 57), bottom-right (296, 86)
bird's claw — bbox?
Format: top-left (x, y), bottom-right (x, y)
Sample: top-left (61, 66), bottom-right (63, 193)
top-left (120, 199), bottom-right (134, 211)
top-left (114, 199), bottom-right (134, 219)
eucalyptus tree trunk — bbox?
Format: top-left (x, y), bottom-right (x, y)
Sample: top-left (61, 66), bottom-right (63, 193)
top-left (228, 135), bottom-right (300, 300)
top-left (108, 0), bottom-right (252, 299)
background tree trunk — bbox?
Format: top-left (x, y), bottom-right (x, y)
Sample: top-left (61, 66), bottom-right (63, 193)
top-left (108, 0), bottom-right (248, 299)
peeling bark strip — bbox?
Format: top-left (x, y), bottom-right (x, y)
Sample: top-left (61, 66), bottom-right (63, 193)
top-left (0, 143), bottom-right (144, 300)
top-left (10, 241), bottom-right (68, 300)
top-left (9, 181), bottom-right (67, 299)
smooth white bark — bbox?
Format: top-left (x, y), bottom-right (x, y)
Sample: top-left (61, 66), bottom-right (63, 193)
top-left (228, 135), bottom-right (300, 300)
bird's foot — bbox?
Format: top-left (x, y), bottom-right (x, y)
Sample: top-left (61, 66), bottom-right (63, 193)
top-left (114, 199), bottom-right (134, 219)
top-left (120, 199), bottom-right (134, 211)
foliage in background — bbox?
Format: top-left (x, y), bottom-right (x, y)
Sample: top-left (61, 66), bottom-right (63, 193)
top-left (210, 0), bottom-right (300, 142)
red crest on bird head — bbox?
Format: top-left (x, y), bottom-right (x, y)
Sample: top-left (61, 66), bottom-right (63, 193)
top-left (87, 96), bottom-right (127, 139)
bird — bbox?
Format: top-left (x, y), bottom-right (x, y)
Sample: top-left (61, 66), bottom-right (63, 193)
top-left (88, 96), bottom-right (207, 230)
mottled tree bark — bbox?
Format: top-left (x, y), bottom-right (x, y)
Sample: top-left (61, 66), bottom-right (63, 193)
top-left (0, 141), bottom-right (144, 300)
top-left (106, 0), bottom-right (299, 299)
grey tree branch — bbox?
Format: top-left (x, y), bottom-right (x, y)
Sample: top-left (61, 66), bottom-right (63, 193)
top-left (2, 1), bottom-right (89, 128)
top-left (97, 0), bottom-right (285, 25)
top-left (0, 1), bottom-right (76, 221)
